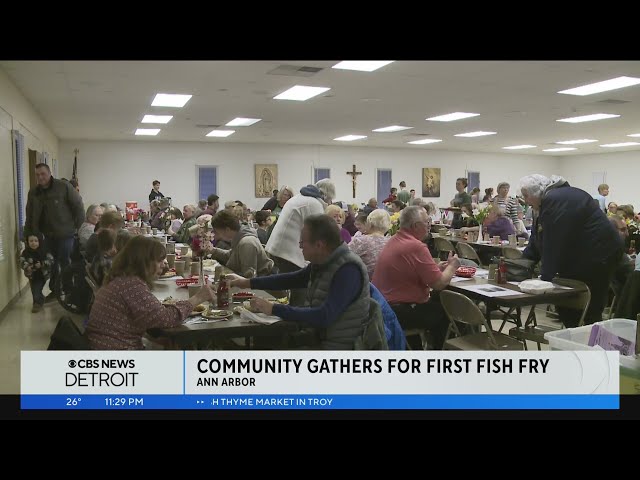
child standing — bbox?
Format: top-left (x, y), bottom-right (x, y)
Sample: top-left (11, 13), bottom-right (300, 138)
top-left (20, 232), bottom-right (54, 313)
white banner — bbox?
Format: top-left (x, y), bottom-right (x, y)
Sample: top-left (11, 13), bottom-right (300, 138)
top-left (21, 351), bottom-right (183, 394)
top-left (22, 350), bottom-right (619, 395)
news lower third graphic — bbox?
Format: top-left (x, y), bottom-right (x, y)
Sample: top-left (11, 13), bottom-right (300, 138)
top-left (20, 351), bottom-right (620, 410)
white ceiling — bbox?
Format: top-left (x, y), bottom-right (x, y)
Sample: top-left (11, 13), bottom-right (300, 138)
top-left (3, 60), bottom-right (640, 155)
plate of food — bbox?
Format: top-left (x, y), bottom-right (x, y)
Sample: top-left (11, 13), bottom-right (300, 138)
top-left (201, 309), bottom-right (234, 320)
top-left (159, 270), bottom-right (177, 279)
top-left (190, 303), bottom-right (208, 316)
top-left (270, 296), bottom-right (289, 305)
top-left (232, 291), bottom-right (255, 301)
top-left (456, 266), bottom-right (477, 278)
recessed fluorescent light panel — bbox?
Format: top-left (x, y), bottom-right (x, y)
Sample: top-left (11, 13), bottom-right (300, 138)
top-left (627, 133), bottom-right (640, 137)
top-left (600, 142), bottom-right (640, 148)
top-left (542, 147), bottom-right (576, 152)
top-left (135, 129), bottom-right (160, 136)
top-left (557, 113), bottom-right (620, 123)
top-left (427, 112), bottom-right (480, 122)
top-left (206, 130), bottom-right (235, 137)
top-left (274, 85), bottom-right (330, 101)
top-left (503, 145), bottom-right (536, 150)
top-left (226, 117), bottom-right (262, 127)
top-left (141, 115), bottom-right (173, 124)
top-left (151, 93), bottom-right (192, 108)
top-left (558, 76), bottom-right (640, 96)
top-left (556, 139), bottom-right (598, 145)
top-left (372, 125), bottom-right (413, 133)
top-left (454, 131), bottom-right (497, 137)
top-left (332, 61), bottom-right (394, 72)
top-left (408, 139), bottom-right (443, 145)
top-left (334, 135), bottom-right (367, 141)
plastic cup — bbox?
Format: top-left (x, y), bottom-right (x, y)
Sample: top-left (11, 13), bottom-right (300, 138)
top-left (188, 284), bottom-right (201, 298)
top-left (191, 262), bottom-right (201, 276)
top-left (174, 261), bottom-right (185, 276)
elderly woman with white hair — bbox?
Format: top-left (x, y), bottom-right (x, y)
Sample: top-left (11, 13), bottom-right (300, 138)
top-left (261, 185), bottom-right (295, 216)
top-left (325, 204), bottom-right (352, 244)
top-left (519, 173), bottom-right (623, 327)
top-left (348, 209), bottom-right (391, 280)
top-left (265, 178), bottom-right (336, 306)
top-left (78, 204), bottom-right (103, 250)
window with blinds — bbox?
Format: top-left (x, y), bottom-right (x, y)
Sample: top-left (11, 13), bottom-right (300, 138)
top-left (13, 130), bottom-right (25, 240)
top-left (314, 168), bottom-right (330, 183)
top-left (198, 166), bottom-right (218, 201)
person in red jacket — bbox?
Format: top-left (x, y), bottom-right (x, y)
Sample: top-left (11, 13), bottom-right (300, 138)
top-left (382, 188), bottom-right (398, 204)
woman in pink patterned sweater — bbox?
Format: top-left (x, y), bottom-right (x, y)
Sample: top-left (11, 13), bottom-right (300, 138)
top-left (86, 236), bottom-right (216, 350)
top-left (348, 209), bottom-right (391, 280)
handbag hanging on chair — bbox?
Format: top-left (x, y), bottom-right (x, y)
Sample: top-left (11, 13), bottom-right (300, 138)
top-left (490, 256), bottom-right (536, 282)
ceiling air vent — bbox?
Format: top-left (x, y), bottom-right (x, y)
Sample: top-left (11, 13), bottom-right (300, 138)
top-left (403, 133), bottom-right (432, 139)
top-left (195, 124), bottom-right (220, 128)
top-left (596, 99), bottom-right (630, 104)
top-left (267, 65), bottom-right (324, 77)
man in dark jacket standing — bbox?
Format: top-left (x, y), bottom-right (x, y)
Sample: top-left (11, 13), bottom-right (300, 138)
top-left (25, 163), bottom-right (85, 296)
top-left (520, 174), bottom-right (623, 327)
top-left (149, 180), bottom-right (164, 203)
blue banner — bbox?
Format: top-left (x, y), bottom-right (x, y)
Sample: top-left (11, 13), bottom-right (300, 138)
top-left (21, 394), bottom-right (619, 410)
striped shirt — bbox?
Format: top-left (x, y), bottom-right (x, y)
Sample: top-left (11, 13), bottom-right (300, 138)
top-left (495, 196), bottom-right (518, 222)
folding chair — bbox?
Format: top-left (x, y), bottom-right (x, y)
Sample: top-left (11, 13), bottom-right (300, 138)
top-left (502, 246), bottom-right (523, 259)
top-left (440, 290), bottom-right (524, 350)
top-left (434, 237), bottom-right (456, 261)
top-left (456, 242), bottom-right (483, 266)
top-left (509, 277), bottom-right (590, 350)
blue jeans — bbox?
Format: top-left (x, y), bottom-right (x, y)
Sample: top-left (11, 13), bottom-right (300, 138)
top-left (46, 236), bottom-right (75, 293)
top-left (30, 274), bottom-right (46, 305)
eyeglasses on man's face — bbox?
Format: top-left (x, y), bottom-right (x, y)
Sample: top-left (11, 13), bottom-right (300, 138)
top-left (415, 220), bottom-right (431, 228)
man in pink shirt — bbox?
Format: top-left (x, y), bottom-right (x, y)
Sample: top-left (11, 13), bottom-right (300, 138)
top-left (372, 206), bottom-right (460, 349)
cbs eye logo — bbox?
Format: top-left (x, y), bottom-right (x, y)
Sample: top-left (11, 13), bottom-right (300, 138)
top-left (68, 360), bottom-right (77, 368)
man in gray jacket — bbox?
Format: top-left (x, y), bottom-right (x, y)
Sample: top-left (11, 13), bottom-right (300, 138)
top-left (25, 163), bottom-right (85, 296)
top-left (209, 210), bottom-right (273, 278)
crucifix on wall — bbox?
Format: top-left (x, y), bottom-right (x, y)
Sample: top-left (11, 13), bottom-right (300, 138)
top-left (346, 164), bottom-right (362, 198)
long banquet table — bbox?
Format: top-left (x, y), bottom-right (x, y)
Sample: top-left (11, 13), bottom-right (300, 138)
top-left (147, 274), bottom-right (299, 350)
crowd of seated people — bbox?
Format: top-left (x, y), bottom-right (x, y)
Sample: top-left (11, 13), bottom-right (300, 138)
top-left (43, 173), bottom-right (640, 352)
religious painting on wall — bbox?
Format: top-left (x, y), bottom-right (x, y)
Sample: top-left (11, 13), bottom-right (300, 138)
top-left (422, 167), bottom-right (441, 197)
top-left (255, 164), bottom-right (278, 198)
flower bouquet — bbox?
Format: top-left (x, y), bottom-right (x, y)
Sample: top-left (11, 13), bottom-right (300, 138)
top-left (191, 221), bottom-right (215, 258)
top-left (388, 212), bottom-right (401, 236)
top-left (190, 220), bottom-right (215, 285)
top-left (135, 208), bottom-right (149, 223)
top-left (472, 203), bottom-right (490, 239)
top-left (473, 204), bottom-right (490, 224)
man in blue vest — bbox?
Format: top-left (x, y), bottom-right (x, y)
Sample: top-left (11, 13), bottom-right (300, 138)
top-left (228, 214), bottom-right (371, 349)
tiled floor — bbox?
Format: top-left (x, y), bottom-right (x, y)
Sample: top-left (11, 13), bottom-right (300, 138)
top-left (0, 287), bottom-right (559, 394)
top-left (0, 286), bottom-right (84, 394)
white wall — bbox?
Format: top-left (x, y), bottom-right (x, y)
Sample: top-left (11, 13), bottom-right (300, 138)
top-left (58, 140), bottom-right (558, 212)
top-left (558, 151), bottom-right (639, 207)
top-left (0, 68), bottom-right (59, 312)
